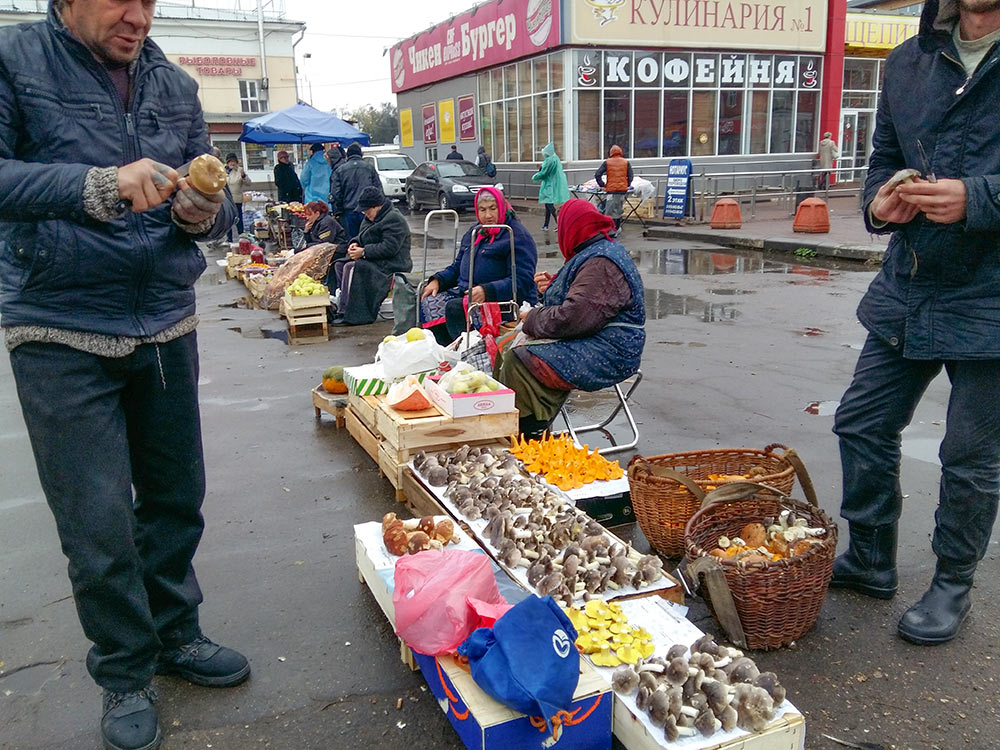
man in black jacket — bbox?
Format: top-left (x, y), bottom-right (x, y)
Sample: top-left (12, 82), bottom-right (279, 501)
top-left (330, 142), bottom-right (381, 239)
top-left (273, 149), bottom-right (303, 203)
top-left (0, 2), bottom-right (248, 749)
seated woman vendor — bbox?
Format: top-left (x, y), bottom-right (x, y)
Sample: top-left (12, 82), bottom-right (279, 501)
top-left (495, 198), bottom-right (645, 439)
top-left (302, 200), bottom-right (345, 250)
top-left (420, 186), bottom-right (538, 345)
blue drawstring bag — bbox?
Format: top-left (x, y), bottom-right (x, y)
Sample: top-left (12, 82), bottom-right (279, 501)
top-left (458, 595), bottom-right (579, 735)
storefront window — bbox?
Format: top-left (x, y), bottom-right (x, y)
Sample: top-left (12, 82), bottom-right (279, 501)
top-left (576, 90), bottom-right (600, 160)
top-left (492, 68), bottom-right (504, 100)
top-left (843, 93), bottom-right (876, 109)
top-left (550, 53), bottom-right (564, 90)
top-left (495, 102), bottom-right (506, 162)
top-left (749, 91), bottom-right (769, 154)
top-left (212, 137), bottom-right (240, 163)
top-left (795, 91), bottom-right (819, 153)
top-left (718, 90), bottom-right (743, 156)
top-left (603, 90), bottom-right (631, 157)
top-left (770, 90), bottom-right (794, 153)
top-left (480, 104), bottom-right (493, 156)
top-left (504, 65), bottom-right (517, 99)
top-left (534, 57), bottom-right (548, 94)
top-left (535, 94), bottom-right (549, 154)
top-left (243, 142), bottom-right (272, 171)
top-left (662, 91), bottom-right (688, 157)
top-left (691, 91), bottom-right (716, 156)
top-left (633, 90), bottom-right (660, 157)
top-left (478, 71), bottom-right (490, 104)
top-left (519, 98), bottom-right (533, 161)
top-left (843, 58), bottom-right (878, 91)
top-left (505, 99), bottom-right (518, 162)
top-left (552, 91), bottom-right (565, 158)
top-left (518, 61), bottom-right (532, 99)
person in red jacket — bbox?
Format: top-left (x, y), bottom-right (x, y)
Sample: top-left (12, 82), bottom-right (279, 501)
top-left (594, 145), bottom-right (634, 230)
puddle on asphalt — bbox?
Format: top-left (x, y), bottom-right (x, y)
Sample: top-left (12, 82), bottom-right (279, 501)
top-left (804, 400), bottom-right (839, 416)
top-left (794, 327), bottom-right (827, 337)
top-left (708, 288), bottom-right (756, 296)
top-left (228, 326), bottom-right (288, 343)
top-left (644, 288), bottom-right (740, 322)
top-left (636, 248), bottom-right (856, 277)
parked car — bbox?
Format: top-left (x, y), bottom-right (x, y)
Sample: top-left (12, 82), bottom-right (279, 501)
top-left (405, 160), bottom-right (504, 212)
top-left (362, 152), bottom-right (417, 200)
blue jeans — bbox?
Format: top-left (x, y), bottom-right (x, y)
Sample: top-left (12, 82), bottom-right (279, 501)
top-left (833, 333), bottom-right (1000, 566)
top-left (342, 210), bottom-right (363, 241)
top-left (9, 334), bottom-right (206, 692)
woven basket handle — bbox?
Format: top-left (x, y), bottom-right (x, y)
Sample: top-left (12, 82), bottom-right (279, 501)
top-left (698, 480), bottom-right (794, 509)
top-left (685, 556), bottom-right (747, 649)
top-left (635, 462), bottom-right (707, 501)
top-left (762, 444), bottom-right (819, 508)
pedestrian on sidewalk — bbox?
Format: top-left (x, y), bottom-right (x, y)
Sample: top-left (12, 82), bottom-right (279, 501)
top-left (330, 142), bottom-right (382, 239)
top-left (300, 143), bottom-right (332, 204)
top-left (595, 145), bottom-right (633, 230)
top-left (817, 131), bottom-right (840, 190)
top-left (830, 0), bottom-right (1000, 646)
top-left (274, 149), bottom-right (304, 203)
top-left (446, 144), bottom-right (465, 160)
top-left (0, 2), bottom-right (249, 749)
top-left (476, 145), bottom-right (496, 177)
top-left (225, 153), bottom-right (251, 241)
top-left (531, 142), bottom-right (570, 244)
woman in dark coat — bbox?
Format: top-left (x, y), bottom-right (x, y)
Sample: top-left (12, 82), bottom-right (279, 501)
top-left (494, 199), bottom-right (645, 438)
top-left (302, 200), bottom-right (345, 249)
top-left (274, 150), bottom-right (303, 203)
top-left (332, 186), bottom-right (412, 325)
top-left (420, 186), bottom-right (538, 345)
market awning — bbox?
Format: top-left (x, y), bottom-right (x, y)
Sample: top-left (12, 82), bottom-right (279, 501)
top-left (239, 102), bottom-right (370, 146)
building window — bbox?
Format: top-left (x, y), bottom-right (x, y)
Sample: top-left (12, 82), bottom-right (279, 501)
top-left (718, 91), bottom-right (743, 156)
top-left (691, 91), bottom-right (716, 156)
top-left (551, 91), bottom-right (565, 158)
top-left (769, 90), bottom-right (794, 153)
top-left (576, 90), bottom-right (601, 160)
top-left (603, 90), bottom-right (631, 157)
top-left (662, 91), bottom-right (688, 157)
top-left (794, 91), bottom-right (819, 153)
top-left (480, 104), bottom-right (493, 157)
top-left (425, 146), bottom-right (438, 161)
top-left (239, 80), bottom-right (267, 113)
top-left (633, 90), bottom-right (660, 158)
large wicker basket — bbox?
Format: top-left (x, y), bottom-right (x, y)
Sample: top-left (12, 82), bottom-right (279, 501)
top-left (684, 485), bottom-right (837, 650)
top-left (627, 445), bottom-right (796, 557)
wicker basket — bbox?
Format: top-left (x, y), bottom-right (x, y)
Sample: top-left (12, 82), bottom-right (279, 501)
top-left (627, 445), bottom-right (796, 557)
top-left (684, 485), bottom-right (837, 650)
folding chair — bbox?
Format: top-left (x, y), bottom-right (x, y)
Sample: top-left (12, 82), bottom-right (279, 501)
top-left (465, 223), bottom-right (518, 333)
top-left (556, 370), bottom-right (642, 456)
top-left (413, 209), bottom-right (461, 327)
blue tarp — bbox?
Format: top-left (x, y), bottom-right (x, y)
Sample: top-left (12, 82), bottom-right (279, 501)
top-left (239, 102), bottom-right (370, 146)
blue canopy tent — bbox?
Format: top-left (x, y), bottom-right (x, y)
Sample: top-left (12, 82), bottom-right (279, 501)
top-left (239, 102), bottom-right (370, 146)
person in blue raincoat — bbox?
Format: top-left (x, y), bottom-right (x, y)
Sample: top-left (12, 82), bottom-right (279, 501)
top-left (494, 199), bottom-right (645, 439)
top-left (299, 143), bottom-right (332, 204)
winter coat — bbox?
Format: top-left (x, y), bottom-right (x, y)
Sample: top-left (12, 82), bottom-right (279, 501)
top-left (274, 161), bottom-right (303, 203)
top-left (859, 0), bottom-right (1000, 359)
top-left (353, 200), bottom-right (412, 275)
top-left (446, 150), bottom-right (465, 160)
top-left (300, 151), bottom-right (332, 204)
top-left (818, 138), bottom-right (839, 170)
top-left (226, 166), bottom-right (250, 204)
top-left (433, 217), bottom-right (538, 305)
top-left (304, 213), bottom-right (344, 248)
top-left (524, 238), bottom-right (645, 391)
top-left (531, 143), bottom-right (570, 205)
top-left (595, 146), bottom-right (633, 193)
top-left (0, 4), bottom-right (235, 337)
top-left (330, 155), bottom-right (382, 215)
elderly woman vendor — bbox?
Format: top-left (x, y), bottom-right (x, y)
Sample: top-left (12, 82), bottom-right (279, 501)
top-left (494, 199), bottom-right (645, 439)
top-left (420, 186), bottom-right (537, 345)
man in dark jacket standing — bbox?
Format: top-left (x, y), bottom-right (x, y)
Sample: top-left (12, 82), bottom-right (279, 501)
top-left (446, 144), bottom-right (465, 160)
top-left (595, 145), bottom-right (633, 230)
top-left (273, 149), bottom-right (303, 203)
top-left (0, 2), bottom-right (248, 748)
top-left (830, 0), bottom-right (1000, 646)
top-left (332, 186), bottom-right (412, 325)
top-left (330, 142), bottom-right (381, 240)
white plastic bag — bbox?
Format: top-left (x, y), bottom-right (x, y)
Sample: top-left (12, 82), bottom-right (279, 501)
top-left (376, 330), bottom-right (447, 381)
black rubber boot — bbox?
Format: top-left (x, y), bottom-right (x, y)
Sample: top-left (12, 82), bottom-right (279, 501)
top-left (898, 559), bottom-right (975, 645)
top-left (829, 523), bottom-right (898, 599)
top-left (101, 688), bottom-right (161, 750)
top-left (518, 415), bottom-right (553, 441)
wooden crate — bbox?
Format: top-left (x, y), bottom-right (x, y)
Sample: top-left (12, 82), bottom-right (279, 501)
top-left (287, 304), bottom-right (328, 346)
top-left (613, 702), bottom-right (804, 750)
top-left (376, 400), bottom-right (518, 454)
top-left (312, 386), bottom-right (346, 428)
top-left (346, 406), bottom-right (380, 461)
top-left (348, 392), bottom-right (382, 437)
top-left (284, 291), bottom-right (331, 310)
top-left (378, 441), bottom-right (407, 502)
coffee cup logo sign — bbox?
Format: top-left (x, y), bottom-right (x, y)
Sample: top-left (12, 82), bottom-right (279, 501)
top-left (585, 0), bottom-right (627, 26)
top-left (578, 55), bottom-right (598, 86)
top-left (801, 58), bottom-right (818, 88)
top-left (595, 52), bottom-right (809, 88)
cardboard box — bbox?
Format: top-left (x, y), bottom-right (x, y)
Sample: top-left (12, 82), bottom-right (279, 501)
top-left (424, 377), bottom-right (516, 419)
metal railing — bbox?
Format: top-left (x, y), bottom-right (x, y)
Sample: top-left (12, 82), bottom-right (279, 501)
top-left (495, 163), bottom-right (868, 222)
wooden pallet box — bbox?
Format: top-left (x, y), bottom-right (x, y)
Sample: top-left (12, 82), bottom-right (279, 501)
top-left (346, 407), bottom-right (380, 461)
top-left (376, 400), bottom-right (518, 454)
top-left (312, 386), bottom-right (346, 428)
top-left (347, 392), bottom-right (382, 437)
top-left (283, 290), bottom-right (331, 310)
top-left (612, 703), bottom-right (805, 750)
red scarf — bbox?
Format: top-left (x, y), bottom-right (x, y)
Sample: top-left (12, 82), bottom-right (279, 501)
top-left (555, 199), bottom-right (616, 260)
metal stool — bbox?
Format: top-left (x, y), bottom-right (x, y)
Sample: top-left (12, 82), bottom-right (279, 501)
top-left (556, 370), bottom-right (642, 456)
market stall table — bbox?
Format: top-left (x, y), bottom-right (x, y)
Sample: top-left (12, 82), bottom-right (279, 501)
top-left (569, 186), bottom-right (649, 231)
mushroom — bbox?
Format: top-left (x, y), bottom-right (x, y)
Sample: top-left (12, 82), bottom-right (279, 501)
top-left (406, 531), bottom-right (430, 555)
top-left (753, 672), bottom-right (786, 706)
top-left (563, 553), bottom-right (580, 578)
top-left (726, 656), bottom-right (760, 684)
top-left (691, 634), bottom-right (719, 656)
top-left (694, 708), bottom-right (722, 737)
top-left (527, 562), bottom-right (547, 587)
top-left (537, 571), bottom-right (564, 597)
top-left (637, 670), bottom-right (658, 692)
top-left (733, 683), bottom-right (775, 732)
top-left (664, 714), bottom-right (697, 742)
top-left (432, 519), bottom-right (456, 544)
top-left (701, 679), bottom-right (732, 717)
top-left (665, 656), bottom-right (692, 686)
top-left (417, 516), bottom-right (436, 535)
top-left (666, 644), bottom-right (688, 661)
top-left (648, 689), bottom-right (671, 727)
top-left (501, 545), bottom-right (522, 569)
top-left (719, 704), bottom-right (738, 732)
top-left (426, 465), bottom-right (449, 486)
top-left (484, 513), bottom-right (506, 549)
top-left (383, 525), bottom-right (409, 556)
top-left (635, 685), bottom-right (652, 711)
top-left (612, 665), bottom-right (640, 696)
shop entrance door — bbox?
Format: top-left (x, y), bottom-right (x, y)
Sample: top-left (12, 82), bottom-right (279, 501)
top-left (838, 110), bottom-right (875, 183)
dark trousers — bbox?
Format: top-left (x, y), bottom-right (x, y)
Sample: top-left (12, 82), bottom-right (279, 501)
top-left (833, 333), bottom-right (1000, 566)
top-left (342, 210), bottom-right (363, 240)
top-left (229, 205), bottom-right (245, 242)
top-left (542, 203), bottom-right (557, 228)
top-left (9, 334), bottom-right (206, 692)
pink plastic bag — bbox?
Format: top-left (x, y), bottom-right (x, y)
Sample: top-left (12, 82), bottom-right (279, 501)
top-left (393, 549), bottom-right (506, 656)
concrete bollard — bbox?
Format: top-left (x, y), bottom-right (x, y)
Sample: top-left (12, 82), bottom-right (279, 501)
top-left (793, 197), bottom-right (830, 233)
top-left (710, 198), bottom-right (742, 229)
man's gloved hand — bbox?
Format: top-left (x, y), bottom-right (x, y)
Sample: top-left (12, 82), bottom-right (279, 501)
top-left (173, 177), bottom-right (225, 225)
top-left (118, 158), bottom-right (178, 212)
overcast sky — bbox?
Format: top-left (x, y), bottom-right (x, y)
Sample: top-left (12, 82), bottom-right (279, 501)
top-left (282, 0), bottom-right (478, 114)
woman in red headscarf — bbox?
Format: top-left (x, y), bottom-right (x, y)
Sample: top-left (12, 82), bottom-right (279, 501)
top-left (420, 186), bottom-right (538, 344)
top-left (495, 199), bottom-right (646, 438)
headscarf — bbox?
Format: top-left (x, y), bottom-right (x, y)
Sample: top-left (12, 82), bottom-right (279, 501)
top-left (473, 186), bottom-right (515, 246)
top-left (556, 199), bottom-right (616, 261)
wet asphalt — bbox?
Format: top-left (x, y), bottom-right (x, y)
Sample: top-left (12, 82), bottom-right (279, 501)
top-left (1, 210), bottom-right (998, 750)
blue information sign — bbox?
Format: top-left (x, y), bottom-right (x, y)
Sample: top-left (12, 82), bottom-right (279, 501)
top-left (662, 158), bottom-right (692, 219)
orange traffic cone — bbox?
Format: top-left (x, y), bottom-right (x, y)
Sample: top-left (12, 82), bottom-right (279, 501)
top-left (710, 198), bottom-right (742, 229)
top-left (793, 197), bottom-right (830, 233)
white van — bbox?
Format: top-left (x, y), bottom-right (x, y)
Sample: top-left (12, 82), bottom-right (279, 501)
top-left (362, 152), bottom-right (417, 200)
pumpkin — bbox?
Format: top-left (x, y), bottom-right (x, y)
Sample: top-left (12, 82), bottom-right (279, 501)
top-left (386, 376), bottom-right (432, 411)
top-left (321, 365), bottom-right (348, 394)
